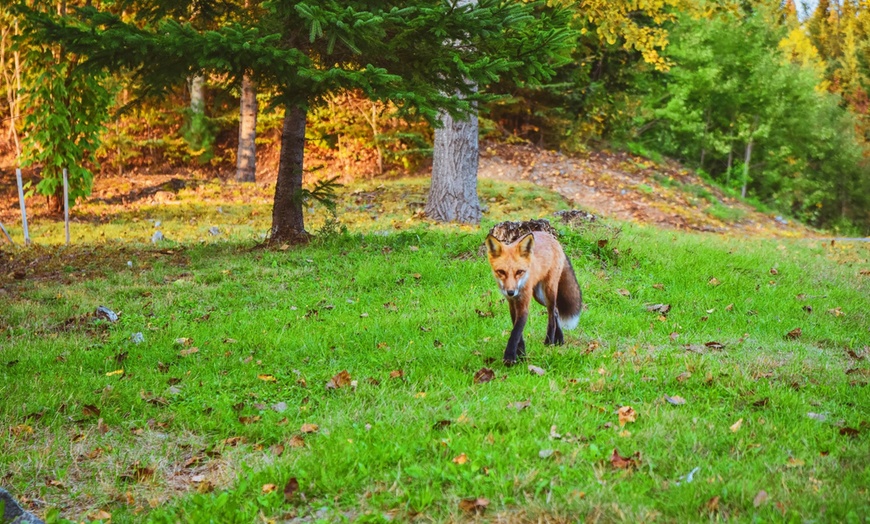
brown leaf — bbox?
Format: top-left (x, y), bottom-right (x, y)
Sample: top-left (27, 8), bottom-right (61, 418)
top-left (475, 309), bottom-right (494, 318)
top-left (769, 268), bottom-right (779, 275)
top-left (704, 341), bottom-right (724, 350)
top-left (730, 418), bottom-right (743, 432)
top-left (222, 436), bottom-right (246, 446)
top-left (82, 404), bottom-right (101, 417)
top-left (238, 416), bottom-right (261, 425)
top-left (827, 307), bottom-right (843, 317)
top-left (262, 483), bottom-right (277, 494)
top-left (288, 435), bottom-right (305, 448)
top-left (300, 423), bottom-right (319, 434)
top-left (753, 490), bottom-right (768, 508)
top-left (179, 346), bottom-right (199, 356)
top-left (617, 288), bottom-right (631, 297)
top-left (452, 453), bottom-right (468, 464)
top-left (839, 427), bottom-right (860, 437)
top-left (676, 371), bottom-right (692, 382)
top-left (610, 448), bottom-right (640, 469)
top-left (326, 370), bottom-right (352, 389)
top-left (785, 327), bottom-right (802, 340)
top-left (704, 496), bottom-right (721, 513)
top-left (257, 374), bottom-right (276, 382)
top-left (708, 277), bottom-right (721, 286)
top-left (473, 367), bottom-right (495, 384)
top-left (284, 477), bottom-right (299, 501)
top-left (89, 510), bottom-right (112, 521)
top-left (617, 406), bottom-right (637, 426)
top-left (389, 370), bottom-right (404, 379)
top-left (432, 419), bottom-right (452, 430)
top-left (646, 303), bottom-right (671, 314)
top-left (458, 497), bottom-right (490, 515)
top-left (664, 395), bottom-right (686, 406)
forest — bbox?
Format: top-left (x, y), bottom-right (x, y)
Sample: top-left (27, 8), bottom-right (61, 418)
top-left (1, 0), bottom-right (870, 235)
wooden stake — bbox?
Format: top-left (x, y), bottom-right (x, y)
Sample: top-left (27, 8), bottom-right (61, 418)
top-left (63, 167), bottom-right (70, 245)
top-left (15, 167), bottom-right (30, 245)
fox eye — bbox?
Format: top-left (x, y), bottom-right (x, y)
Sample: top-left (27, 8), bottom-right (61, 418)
top-left (495, 270), bottom-right (506, 278)
top-left (515, 270), bottom-right (525, 278)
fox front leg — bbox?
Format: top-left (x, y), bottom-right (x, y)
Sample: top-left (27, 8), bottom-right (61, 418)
top-left (505, 299), bottom-right (528, 365)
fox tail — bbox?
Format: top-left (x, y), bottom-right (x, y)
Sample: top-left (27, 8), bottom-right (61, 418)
top-left (557, 257), bottom-right (582, 330)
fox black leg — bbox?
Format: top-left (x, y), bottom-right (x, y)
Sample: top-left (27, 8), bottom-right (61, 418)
top-left (505, 300), bottom-right (528, 365)
top-left (545, 304), bottom-right (564, 346)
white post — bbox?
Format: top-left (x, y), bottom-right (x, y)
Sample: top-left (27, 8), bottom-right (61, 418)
top-left (63, 167), bottom-right (70, 245)
top-left (15, 167), bottom-right (30, 245)
top-left (0, 222), bottom-right (13, 245)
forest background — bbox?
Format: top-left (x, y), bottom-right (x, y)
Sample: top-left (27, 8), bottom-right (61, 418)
top-left (1, 0), bottom-right (870, 236)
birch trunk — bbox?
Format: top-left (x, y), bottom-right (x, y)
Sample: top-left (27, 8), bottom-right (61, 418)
top-left (270, 105), bottom-right (309, 245)
top-left (235, 74), bottom-right (257, 182)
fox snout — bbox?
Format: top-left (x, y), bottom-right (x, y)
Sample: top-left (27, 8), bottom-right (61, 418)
top-left (505, 288), bottom-right (518, 298)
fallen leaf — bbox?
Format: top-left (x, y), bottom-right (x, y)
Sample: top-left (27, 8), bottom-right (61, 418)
top-left (106, 369), bottom-right (124, 377)
top-left (82, 404), bottom-right (101, 417)
top-left (433, 420), bottom-right (452, 430)
top-left (827, 307), bottom-right (843, 317)
top-left (174, 337), bottom-right (192, 346)
top-left (704, 341), bottom-right (724, 350)
top-left (458, 497), bottom-right (489, 514)
top-left (807, 412), bottom-right (827, 422)
top-left (610, 448), bottom-right (640, 469)
top-left (257, 374), bottom-right (276, 382)
top-left (708, 277), bottom-right (721, 286)
top-left (222, 436), bottom-right (246, 446)
top-left (617, 406), bottom-right (637, 426)
top-left (288, 435), bottom-right (305, 447)
top-left (262, 483), bottom-right (277, 494)
top-left (473, 367), bottom-right (495, 384)
top-left (300, 423), bottom-right (319, 434)
top-left (730, 418), bottom-right (743, 432)
top-left (178, 347), bottom-right (199, 356)
top-left (528, 365), bottom-right (546, 376)
top-left (617, 288), bottom-right (631, 297)
top-left (238, 416), bottom-right (261, 425)
top-left (704, 496), bottom-right (721, 513)
top-left (839, 427), bottom-right (859, 437)
top-left (785, 327), bottom-right (802, 340)
top-left (769, 268), bottom-right (779, 275)
top-left (753, 490), bottom-right (768, 508)
top-left (326, 370), bottom-right (352, 389)
top-left (549, 425), bottom-right (561, 439)
top-left (452, 453), bottom-right (468, 464)
top-left (646, 303), bottom-right (671, 314)
top-left (664, 395), bottom-right (686, 405)
top-left (507, 400), bottom-right (531, 411)
top-left (284, 477), bottom-right (299, 501)
top-left (89, 509), bottom-right (112, 521)
top-left (538, 448), bottom-right (556, 459)
top-left (676, 371), bottom-right (692, 382)
top-left (389, 370), bottom-right (404, 379)
top-left (786, 457), bottom-right (805, 467)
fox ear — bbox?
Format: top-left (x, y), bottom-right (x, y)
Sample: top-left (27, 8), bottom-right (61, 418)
top-left (517, 233), bottom-right (535, 257)
top-left (485, 235), bottom-right (503, 258)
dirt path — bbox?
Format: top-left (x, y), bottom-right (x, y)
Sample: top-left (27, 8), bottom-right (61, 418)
top-left (479, 142), bottom-right (817, 237)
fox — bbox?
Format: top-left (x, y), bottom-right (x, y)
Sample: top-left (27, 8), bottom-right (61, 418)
top-left (485, 231), bottom-right (582, 365)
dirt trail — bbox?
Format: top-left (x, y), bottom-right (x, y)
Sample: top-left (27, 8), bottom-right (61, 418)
top-left (479, 142), bottom-right (817, 237)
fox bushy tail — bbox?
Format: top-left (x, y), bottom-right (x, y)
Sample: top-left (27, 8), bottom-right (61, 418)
top-left (557, 257), bottom-right (582, 330)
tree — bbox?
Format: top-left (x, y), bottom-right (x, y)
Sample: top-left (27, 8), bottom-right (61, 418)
top-left (20, 0), bottom-right (573, 243)
top-left (236, 73), bottom-right (257, 182)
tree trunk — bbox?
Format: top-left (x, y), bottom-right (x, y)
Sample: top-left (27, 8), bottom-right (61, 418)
top-left (270, 105), bottom-right (309, 245)
top-left (425, 0), bottom-right (480, 224)
top-left (741, 135), bottom-right (753, 199)
top-left (190, 75), bottom-right (205, 114)
top-left (235, 74), bottom-right (257, 182)
top-left (425, 103), bottom-right (481, 224)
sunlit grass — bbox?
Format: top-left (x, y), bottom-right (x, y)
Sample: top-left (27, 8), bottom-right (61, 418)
top-left (1, 178), bottom-right (869, 523)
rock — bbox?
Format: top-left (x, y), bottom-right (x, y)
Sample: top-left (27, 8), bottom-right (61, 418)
top-left (151, 231), bottom-right (165, 243)
top-left (130, 332), bottom-right (144, 344)
top-left (208, 226), bottom-right (220, 236)
top-left (0, 487), bottom-right (45, 524)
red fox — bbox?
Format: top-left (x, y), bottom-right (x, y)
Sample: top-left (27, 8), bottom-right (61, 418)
top-left (485, 231), bottom-right (582, 365)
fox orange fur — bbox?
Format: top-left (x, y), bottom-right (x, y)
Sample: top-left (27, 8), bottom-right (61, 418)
top-left (485, 231), bottom-right (582, 365)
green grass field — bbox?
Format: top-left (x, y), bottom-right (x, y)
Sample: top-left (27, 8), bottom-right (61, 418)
top-left (1, 178), bottom-right (869, 523)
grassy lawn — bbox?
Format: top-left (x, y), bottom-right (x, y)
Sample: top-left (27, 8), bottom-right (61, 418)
top-left (1, 178), bottom-right (869, 523)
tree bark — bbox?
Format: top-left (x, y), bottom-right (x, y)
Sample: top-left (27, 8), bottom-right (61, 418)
top-left (270, 105), bottom-right (309, 245)
top-left (741, 135), bottom-right (753, 199)
top-left (235, 74), bottom-right (257, 182)
top-left (425, 0), bottom-right (481, 225)
top-left (189, 74), bottom-right (205, 114)
top-left (425, 103), bottom-right (481, 224)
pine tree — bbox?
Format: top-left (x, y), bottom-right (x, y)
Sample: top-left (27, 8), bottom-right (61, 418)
top-left (18, 0), bottom-right (573, 243)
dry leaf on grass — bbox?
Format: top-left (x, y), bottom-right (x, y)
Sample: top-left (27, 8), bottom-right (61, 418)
top-left (617, 406), bottom-right (637, 426)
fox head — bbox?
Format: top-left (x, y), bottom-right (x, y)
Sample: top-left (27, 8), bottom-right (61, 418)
top-left (485, 233), bottom-right (534, 299)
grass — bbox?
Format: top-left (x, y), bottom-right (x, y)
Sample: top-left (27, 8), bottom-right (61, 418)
top-left (1, 177), bottom-right (869, 523)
